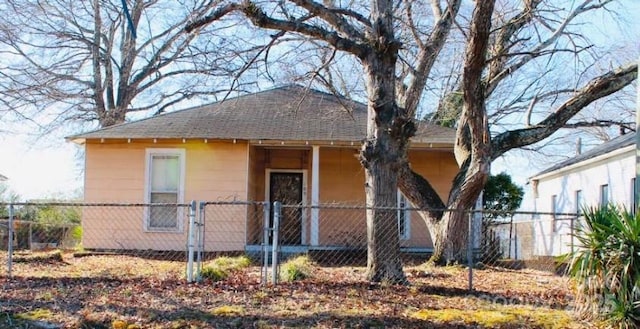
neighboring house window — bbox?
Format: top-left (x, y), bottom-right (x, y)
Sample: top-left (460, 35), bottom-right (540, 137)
top-left (575, 190), bottom-right (583, 215)
top-left (574, 189), bottom-right (584, 231)
top-left (631, 178), bottom-right (637, 216)
top-left (145, 149), bottom-right (185, 231)
top-left (397, 191), bottom-right (410, 240)
top-left (551, 194), bottom-right (557, 232)
top-left (600, 184), bottom-right (609, 207)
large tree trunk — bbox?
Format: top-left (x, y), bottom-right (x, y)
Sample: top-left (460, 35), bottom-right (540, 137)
top-left (430, 210), bottom-right (468, 264)
top-left (359, 0), bottom-right (408, 284)
top-left (400, 158), bottom-right (489, 265)
top-left (400, 0), bottom-right (496, 266)
top-left (363, 159), bottom-right (406, 283)
top-left (431, 0), bottom-right (495, 264)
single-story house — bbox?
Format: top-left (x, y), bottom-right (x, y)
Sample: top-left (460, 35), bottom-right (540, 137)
top-left (67, 85), bottom-right (458, 253)
top-left (527, 132), bottom-right (636, 256)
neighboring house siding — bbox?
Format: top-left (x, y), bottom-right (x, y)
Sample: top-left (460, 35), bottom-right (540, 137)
top-left (83, 139), bottom-right (249, 251)
top-left (531, 146), bottom-right (634, 256)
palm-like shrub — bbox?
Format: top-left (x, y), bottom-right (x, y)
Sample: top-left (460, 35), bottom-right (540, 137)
top-left (569, 205), bottom-right (640, 328)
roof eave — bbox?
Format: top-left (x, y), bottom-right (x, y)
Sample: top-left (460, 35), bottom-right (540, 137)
top-left (66, 136), bottom-right (86, 145)
top-left (73, 136), bottom-right (454, 149)
top-left (529, 144), bottom-right (635, 182)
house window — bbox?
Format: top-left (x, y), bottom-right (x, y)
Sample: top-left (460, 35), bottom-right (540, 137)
top-left (145, 149), bottom-right (185, 231)
top-left (575, 190), bottom-right (583, 215)
top-left (631, 178), bottom-right (637, 215)
top-left (600, 184), bottom-right (609, 207)
top-left (551, 194), bottom-right (557, 232)
top-left (397, 191), bottom-right (410, 240)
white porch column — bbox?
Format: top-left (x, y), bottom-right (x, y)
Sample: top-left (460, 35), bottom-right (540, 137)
top-left (311, 145), bottom-right (320, 246)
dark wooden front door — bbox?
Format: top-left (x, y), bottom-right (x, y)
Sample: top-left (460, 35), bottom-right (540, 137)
top-left (269, 172), bottom-right (303, 245)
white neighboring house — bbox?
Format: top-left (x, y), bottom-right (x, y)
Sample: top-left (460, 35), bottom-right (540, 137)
top-left (528, 132), bottom-right (636, 256)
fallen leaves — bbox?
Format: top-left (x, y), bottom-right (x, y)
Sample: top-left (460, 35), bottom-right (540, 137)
top-left (0, 252), bottom-right (588, 328)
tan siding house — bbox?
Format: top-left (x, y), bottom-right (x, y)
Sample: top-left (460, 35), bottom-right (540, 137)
top-left (69, 86), bottom-right (458, 253)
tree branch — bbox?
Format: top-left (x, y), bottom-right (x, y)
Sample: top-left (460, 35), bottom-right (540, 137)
top-left (290, 0), bottom-right (365, 41)
top-left (400, 0), bottom-right (461, 116)
top-left (491, 63), bottom-right (638, 160)
top-left (485, 0), bottom-right (613, 95)
top-left (563, 120), bottom-right (635, 131)
top-left (486, 0), bottom-right (542, 85)
top-left (186, 1), bottom-right (370, 58)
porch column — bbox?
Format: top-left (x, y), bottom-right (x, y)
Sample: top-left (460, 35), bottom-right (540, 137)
top-left (311, 145), bottom-right (320, 246)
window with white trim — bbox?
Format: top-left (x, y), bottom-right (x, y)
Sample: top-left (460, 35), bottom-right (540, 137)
top-left (145, 149), bottom-right (185, 231)
top-left (397, 191), bottom-right (411, 240)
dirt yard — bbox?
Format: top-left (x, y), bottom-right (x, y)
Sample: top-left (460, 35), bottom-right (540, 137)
top-left (0, 251), bottom-right (590, 328)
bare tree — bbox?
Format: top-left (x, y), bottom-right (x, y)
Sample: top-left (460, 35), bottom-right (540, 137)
top-left (186, 0), bottom-right (636, 280)
top-left (0, 0), bottom-right (264, 128)
top-left (400, 0), bottom-right (637, 263)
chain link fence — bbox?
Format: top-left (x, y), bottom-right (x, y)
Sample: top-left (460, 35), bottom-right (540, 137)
top-left (1, 202), bottom-right (194, 278)
top-left (2, 201), bottom-right (580, 289)
top-left (478, 212), bottom-right (578, 274)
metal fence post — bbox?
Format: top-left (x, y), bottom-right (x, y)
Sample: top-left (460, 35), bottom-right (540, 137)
top-left (262, 202), bottom-right (271, 285)
top-left (7, 204), bottom-right (14, 278)
top-left (272, 201), bottom-right (281, 285)
top-left (196, 201), bottom-right (206, 282)
top-left (186, 200), bottom-right (196, 283)
top-left (467, 209), bottom-right (473, 291)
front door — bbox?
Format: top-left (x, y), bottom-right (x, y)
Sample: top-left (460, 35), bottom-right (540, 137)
top-left (269, 172), bottom-right (303, 245)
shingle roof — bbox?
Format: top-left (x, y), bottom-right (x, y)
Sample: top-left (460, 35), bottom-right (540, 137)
top-left (531, 132), bottom-right (636, 179)
top-left (67, 85), bottom-right (455, 146)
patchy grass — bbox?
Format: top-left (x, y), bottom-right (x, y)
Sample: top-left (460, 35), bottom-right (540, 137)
top-left (15, 308), bottom-right (54, 321)
top-left (210, 305), bottom-right (245, 316)
top-left (410, 307), bottom-right (576, 328)
top-left (280, 255), bottom-right (314, 282)
top-left (12, 249), bottom-right (65, 263)
top-left (200, 255), bottom-right (251, 281)
top-left (0, 251), bottom-right (592, 328)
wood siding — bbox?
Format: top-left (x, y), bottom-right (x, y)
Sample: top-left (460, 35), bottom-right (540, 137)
top-left (83, 140), bottom-right (457, 252)
top-left (83, 139), bottom-right (249, 251)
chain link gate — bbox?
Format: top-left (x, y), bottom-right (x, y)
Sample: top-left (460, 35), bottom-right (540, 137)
top-left (194, 201), bottom-right (277, 285)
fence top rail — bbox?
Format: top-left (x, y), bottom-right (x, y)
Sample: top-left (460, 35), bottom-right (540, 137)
top-left (0, 218), bottom-right (78, 226)
top-left (277, 203), bottom-right (580, 217)
top-left (0, 200), bottom-right (580, 217)
top-left (0, 202), bottom-right (192, 207)
top-left (201, 201), bottom-right (267, 206)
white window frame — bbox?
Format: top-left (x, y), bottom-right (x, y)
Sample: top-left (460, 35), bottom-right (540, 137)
top-left (144, 148), bottom-right (186, 232)
top-left (397, 190), bottom-right (411, 240)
